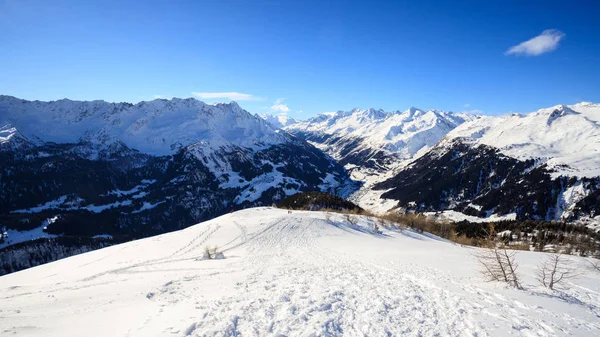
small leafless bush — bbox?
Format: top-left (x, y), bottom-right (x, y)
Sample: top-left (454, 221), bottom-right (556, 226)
top-left (203, 245), bottom-right (223, 260)
top-left (589, 259), bottom-right (600, 273)
top-left (475, 225), bottom-right (522, 289)
top-left (536, 254), bottom-right (578, 290)
top-left (344, 214), bottom-right (358, 226)
top-left (453, 234), bottom-right (474, 246)
top-left (373, 221), bottom-right (381, 233)
top-left (377, 217), bottom-right (389, 229)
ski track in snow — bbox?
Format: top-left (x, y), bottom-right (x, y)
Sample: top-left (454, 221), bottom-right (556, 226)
top-left (0, 208), bottom-right (599, 337)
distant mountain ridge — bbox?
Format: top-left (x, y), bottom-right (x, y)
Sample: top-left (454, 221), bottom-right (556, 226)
top-left (442, 103), bottom-right (600, 178)
top-left (285, 107), bottom-right (477, 170)
top-left (375, 103), bottom-right (600, 223)
top-left (284, 106), bottom-right (479, 212)
top-left (259, 113), bottom-right (300, 129)
top-left (0, 95), bottom-right (354, 248)
top-left (0, 95), bottom-right (288, 156)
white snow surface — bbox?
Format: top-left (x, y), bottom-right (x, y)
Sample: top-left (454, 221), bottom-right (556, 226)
top-left (259, 113), bottom-right (300, 129)
top-left (443, 102), bottom-right (600, 177)
top-left (426, 210), bottom-right (518, 223)
top-left (1, 208), bottom-right (598, 337)
top-left (0, 96), bottom-right (288, 155)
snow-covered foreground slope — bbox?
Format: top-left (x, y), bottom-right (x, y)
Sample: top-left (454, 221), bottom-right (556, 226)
top-left (1, 208), bottom-right (598, 337)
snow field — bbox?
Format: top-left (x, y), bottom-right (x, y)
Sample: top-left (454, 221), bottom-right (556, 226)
top-left (0, 208), bottom-right (599, 336)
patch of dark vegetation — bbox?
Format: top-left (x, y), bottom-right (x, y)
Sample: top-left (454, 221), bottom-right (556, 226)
top-left (278, 192), bottom-right (363, 212)
top-left (375, 140), bottom-right (600, 221)
top-left (0, 236), bottom-right (125, 276)
top-left (453, 219), bottom-right (600, 255)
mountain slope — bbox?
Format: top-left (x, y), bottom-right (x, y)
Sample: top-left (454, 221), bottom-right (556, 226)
top-left (445, 103), bottom-right (600, 178)
top-left (376, 103), bottom-right (600, 222)
top-left (285, 107), bottom-right (477, 212)
top-left (1, 208), bottom-right (598, 336)
top-left (0, 96), bottom-right (354, 252)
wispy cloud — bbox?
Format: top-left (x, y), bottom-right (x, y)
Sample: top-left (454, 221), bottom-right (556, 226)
top-left (152, 95), bottom-right (164, 99)
top-left (191, 92), bottom-right (260, 101)
top-left (463, 103), bottom-right (471, 108)
top-left (505, 29), bottom-right (565, 56)
top-left (270, 98), bottom-right (290, 114)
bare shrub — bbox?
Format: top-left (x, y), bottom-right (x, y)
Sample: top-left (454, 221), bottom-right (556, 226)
top-left (377, 217), bottom-right (388, 229)
top-left (373, 221), bottom-right (381, 234)
top-left (203, 245), bottom-right (223, 260)
top-left (453, 234), bottom-right (474, 246)
top-left (536, 254), bottom-right (578, 290)
top-left (475, 225), bottom-right (522, 289)
top-left (344, 213), bottom-right (358, 226)
top-left (509, 242), bottom-right (531, 251)
top-left (429, 218), bottom-right (454, 239)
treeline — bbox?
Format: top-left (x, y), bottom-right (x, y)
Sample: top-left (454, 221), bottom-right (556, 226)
top-left (0, 236), bottom-right (120, 276)
top-left (454, 219), bottom-right (600, 255)
top-left (278, 192), bottom-right (363, 213)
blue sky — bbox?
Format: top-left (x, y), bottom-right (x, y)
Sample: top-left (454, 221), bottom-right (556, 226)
top-left (1, 0), bottom-right (599, 118)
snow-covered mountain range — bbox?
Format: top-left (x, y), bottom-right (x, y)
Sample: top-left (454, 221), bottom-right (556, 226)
top-left (284, 107), bottom-right (479, 212)
top-left (2, 94), bottom-right (600, 274)
top-left (281, 102), bottom-right (600, 224)
top-left (442, 102), bottom-right (600, 178)
top-left (375, 103), bottom-right (600, 223)
top-left (286, 107), bottom-right (477, 170)
top-left (259, 113), bottom-right (299, 129)
top-left (0, 95), bottom-right (287, 155)
top-left (0, 95), bottom-right (353, 249)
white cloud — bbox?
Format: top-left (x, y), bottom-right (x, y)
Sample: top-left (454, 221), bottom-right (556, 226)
top-left (191, 92), bottom-right (260, 101)
top-left (270, 98), bottom-right (290, 114)
top-left (152, 95), bottom-right (164, 99)
top-left (463, 103), bottom-right (471, 108)
top-left (505, 29), bottom-right (565, 56)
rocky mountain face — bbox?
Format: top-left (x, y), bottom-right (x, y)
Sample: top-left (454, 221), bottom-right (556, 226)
top-left (0, 96), bottom-right (354, 245)
top-left (374, 103), bottom-right (600, 223)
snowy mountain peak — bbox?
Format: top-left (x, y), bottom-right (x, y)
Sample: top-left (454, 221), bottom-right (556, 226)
top-left (286, 105), bottom-right (476, 173)
top-left (403, 106), bottom-right (424, 116)
top-left (259, 113), bottom-right (300, 129)
top-left (441, 102), bottom-right (600, 177)
top-left (0, 95), bottom-right (287, 155)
